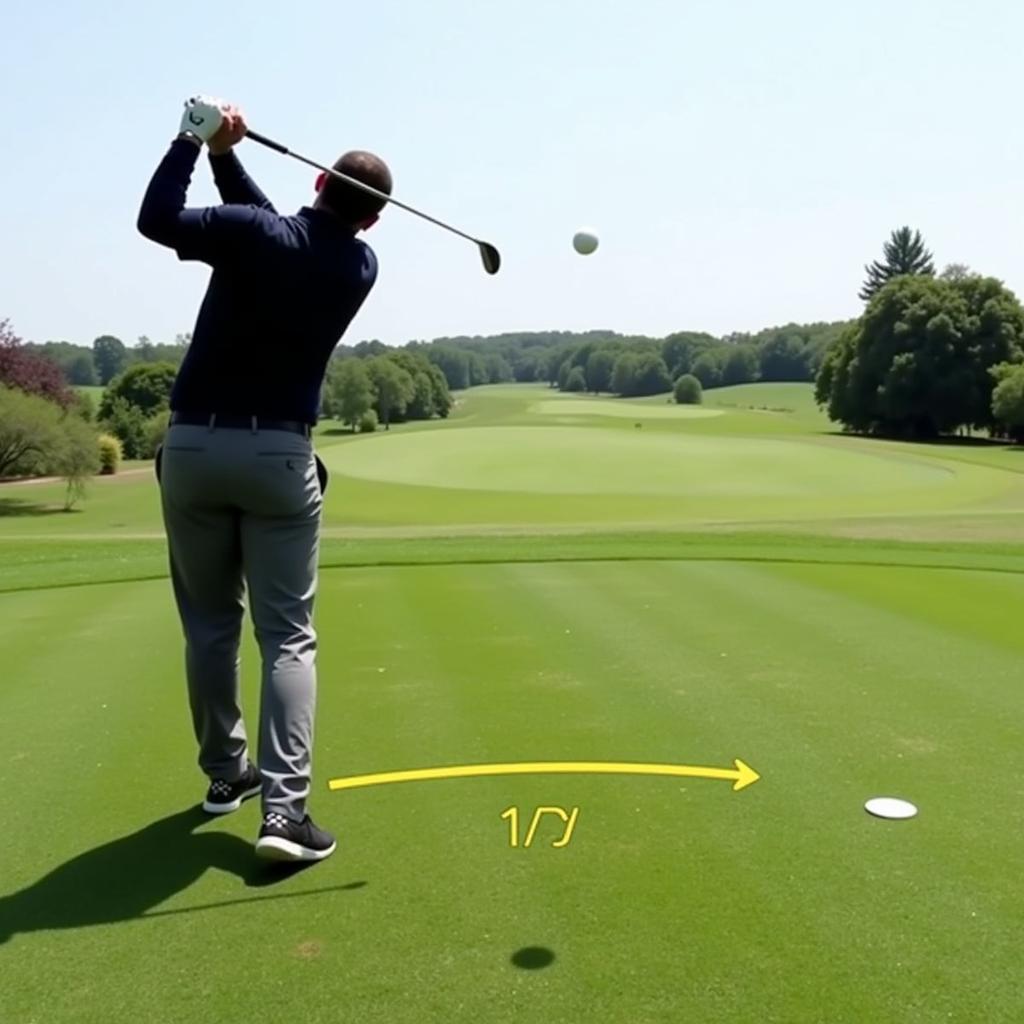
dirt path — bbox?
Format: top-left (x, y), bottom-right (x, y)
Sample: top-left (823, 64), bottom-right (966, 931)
top-left (0, 468), bottom-right (151, 487)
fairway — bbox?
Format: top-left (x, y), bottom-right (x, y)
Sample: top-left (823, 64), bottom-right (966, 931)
top-left (2, 383), bottom-right (1023, 1023)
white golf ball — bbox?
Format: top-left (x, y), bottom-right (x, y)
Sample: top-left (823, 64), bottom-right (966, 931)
top-left (573, 229), bottom-right (599, 255)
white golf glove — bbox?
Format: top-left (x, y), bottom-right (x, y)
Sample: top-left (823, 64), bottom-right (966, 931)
top-left (178, 95), bottom-right (226, 144)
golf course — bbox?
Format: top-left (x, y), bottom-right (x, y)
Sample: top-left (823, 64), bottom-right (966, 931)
top-left (2, 381), bottom-right (1022, 1022)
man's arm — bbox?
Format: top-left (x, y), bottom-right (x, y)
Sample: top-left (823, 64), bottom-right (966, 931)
top-left (137, 136), bottom-right (270, 264)
top-left (207, 104), bottom-right (277, 211)
top-left (209, 151), bottom-right (277, 211)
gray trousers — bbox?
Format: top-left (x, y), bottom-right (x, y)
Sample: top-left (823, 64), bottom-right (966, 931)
top-left (157, 423), bottom-right (326, 821)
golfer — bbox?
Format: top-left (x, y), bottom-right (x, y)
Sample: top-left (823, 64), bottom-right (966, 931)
top-left (137, 96), bottom-right (391, 862)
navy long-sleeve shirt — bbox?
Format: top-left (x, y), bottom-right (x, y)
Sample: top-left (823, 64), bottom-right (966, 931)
top-left (137, 139), bottom-right (377, 422)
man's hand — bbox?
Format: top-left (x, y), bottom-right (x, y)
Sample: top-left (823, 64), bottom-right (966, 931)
top-left (178, 95), bottom-right (227, 145)
top-left (207, 105), bottom-right (248, 156)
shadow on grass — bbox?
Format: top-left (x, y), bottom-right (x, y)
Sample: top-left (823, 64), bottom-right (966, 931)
top-left (821, 430), bottom-right (1015, 449)
top-left (321, 427), bottom-right (357, 437)
top-left (511, 946), bottom-right (556, 970)
top-left (0, 498), bottom-right (75, 517)
top-left (0, 806), bottom-right (365, 944)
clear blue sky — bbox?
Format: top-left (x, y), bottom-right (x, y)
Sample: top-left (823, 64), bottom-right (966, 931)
top-left (2, 0), bottom-right (1023, 349)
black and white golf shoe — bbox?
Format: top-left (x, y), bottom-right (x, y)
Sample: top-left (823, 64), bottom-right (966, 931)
top-left (255, 812), bottom-right (337, 863)
top-left (202, 762), bottom-right (262, 815)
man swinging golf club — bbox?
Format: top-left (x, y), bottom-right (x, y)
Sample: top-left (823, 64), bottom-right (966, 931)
top-left (138, 95), bottom-right (392, 862)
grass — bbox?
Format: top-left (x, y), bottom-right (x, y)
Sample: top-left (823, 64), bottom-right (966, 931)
top-left (1, 382), bottom-right (1022, 1022)
top-left (74, 384), bottom-right (105, 406)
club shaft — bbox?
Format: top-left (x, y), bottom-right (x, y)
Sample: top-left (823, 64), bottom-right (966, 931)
top-left (246, 130), bottom-right (481, 245)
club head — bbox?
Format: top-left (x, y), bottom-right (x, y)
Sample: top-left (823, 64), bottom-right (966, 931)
top-left (479, 242), bottom-right (501, 275)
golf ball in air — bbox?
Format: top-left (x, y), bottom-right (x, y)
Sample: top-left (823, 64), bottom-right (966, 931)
top-left (573, 229), bottom-right (599, 255)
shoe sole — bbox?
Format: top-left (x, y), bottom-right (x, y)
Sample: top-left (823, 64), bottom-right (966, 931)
top-left (255, 836), bottom-right (337, 863)
top-left (203, 782), bottom-right (262, 816)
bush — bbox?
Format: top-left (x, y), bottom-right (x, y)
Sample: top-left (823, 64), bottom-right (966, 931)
top-left (0, 384), bottom-right (65, 477)
top-left (358, 409), bottom-right (379, 433)
top-left (98, 433), bottom-right (123, 475)
top-left (98, 361), bottom-right (177, 419)
top-left (72, 390), bottom-right (96, 422)
top-left (144, 410), bottom-right (170, 459)
top-left (674, 374), bottom-right (703, 405)
top-left (100, 395), bottom-right (148, 459)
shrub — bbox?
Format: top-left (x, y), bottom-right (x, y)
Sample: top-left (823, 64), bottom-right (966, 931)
top-left (144, 410), bottom-right (170, 459)
top-left (674, 374), bottom-right (703, 405)
top-left (358, 409), bottom-right (379, 433)
top-left (100, 395), bottom-right (148, 458)
top-left (99, 362), bottom-right (177, 419)
top-left (98, 434), bottom-right (122, 475)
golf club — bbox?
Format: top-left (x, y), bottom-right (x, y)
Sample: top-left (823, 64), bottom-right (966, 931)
top-left (246, 130), bottom-right (501, 275)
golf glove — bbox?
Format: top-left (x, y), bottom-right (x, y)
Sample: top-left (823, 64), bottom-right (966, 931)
top-left (178, 95), bottom-right (226, 143)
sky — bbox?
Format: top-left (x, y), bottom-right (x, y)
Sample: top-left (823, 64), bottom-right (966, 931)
top-left (2, 0), bottom-right (1023, 349)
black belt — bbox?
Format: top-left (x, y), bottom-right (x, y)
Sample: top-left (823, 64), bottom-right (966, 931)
top-left (169, 411), bottom-right (312, 438)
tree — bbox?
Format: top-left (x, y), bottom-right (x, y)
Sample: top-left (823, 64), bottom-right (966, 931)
top-left (100, 395), bottom-right (148, 458)
top-left (92, 335), bottom-right (127, 384)
top-left (721, 345), bottom-right (759, 386)
top-left (134, 336), bottom-right (158, 363)
top-left (326, 359), bottom-right (374, 429)
top-left (484, 353), bottom-right (513, 384)
top-left (817, 275), bottom-right (1024, 437)
top-left (661, 332), bottom-right (717, 378)
top-left (631, 353), bottom-right (672, 396)
top-left (991, 363), bottom-right (1024, 441)
top-left (564, 366), bottom-right (587, 392)
top-left (941, 263), bottom-right (972, 283)
top-left (25, 341), bottom-right (98, 385)
top-left (72, 390), bottom-right (96, 422)
top-left (0, 320), bottom-right (72, 407)
top-left (859, 226), bottom-right (935, 301)
top-left (610, 353), bottom-right (640, 396)
top-left (691, 350), bottom-right (725, 389)
top-left (467, 352), bottom-right (489, 387)
top-left (54, 415), bottom-right (101, 509)
top-left (99, 362), bottom-right (177, 419)
top-left (0, 385), bottom-right (61, 476)
top-left (425, 362), bottom-right (453, 418)
top-left (674, 374), bottom-right (703, 405)
top-left (67, 351), bottom-right (98, 386)
top-left (0, 385), bottom-right (97, 484)
top-left (759, 334), bottom-right (810, 381)
top-left (585, 349), bottom-right (616, 393)
top-left (428, 347), bottom-right (471, 391)
top-left (367, 357), bottom-right (415, 429)
top-left (378, 350), bottom-right (451, 420)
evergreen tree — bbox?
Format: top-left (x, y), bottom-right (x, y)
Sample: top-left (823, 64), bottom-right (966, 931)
top-left (860, 226), bottom-right (935, 301)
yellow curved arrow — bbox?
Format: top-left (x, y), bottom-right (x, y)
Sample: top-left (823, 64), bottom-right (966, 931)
top-left (328, 758), bottom-right (760, 793)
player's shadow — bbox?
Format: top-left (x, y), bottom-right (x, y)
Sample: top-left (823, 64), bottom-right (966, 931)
top-left (0, 805), bottom-right (316, 946)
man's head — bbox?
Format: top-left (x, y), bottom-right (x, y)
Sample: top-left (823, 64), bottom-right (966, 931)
top-left (314, 151), bottom-right (392, 232)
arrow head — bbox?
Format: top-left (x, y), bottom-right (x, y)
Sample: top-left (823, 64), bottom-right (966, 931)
top-left (732, 759), bottom-right (761, 792)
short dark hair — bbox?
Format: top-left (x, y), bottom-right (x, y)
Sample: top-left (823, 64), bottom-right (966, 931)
top-left (320, 151), bottom-right (393, 226)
